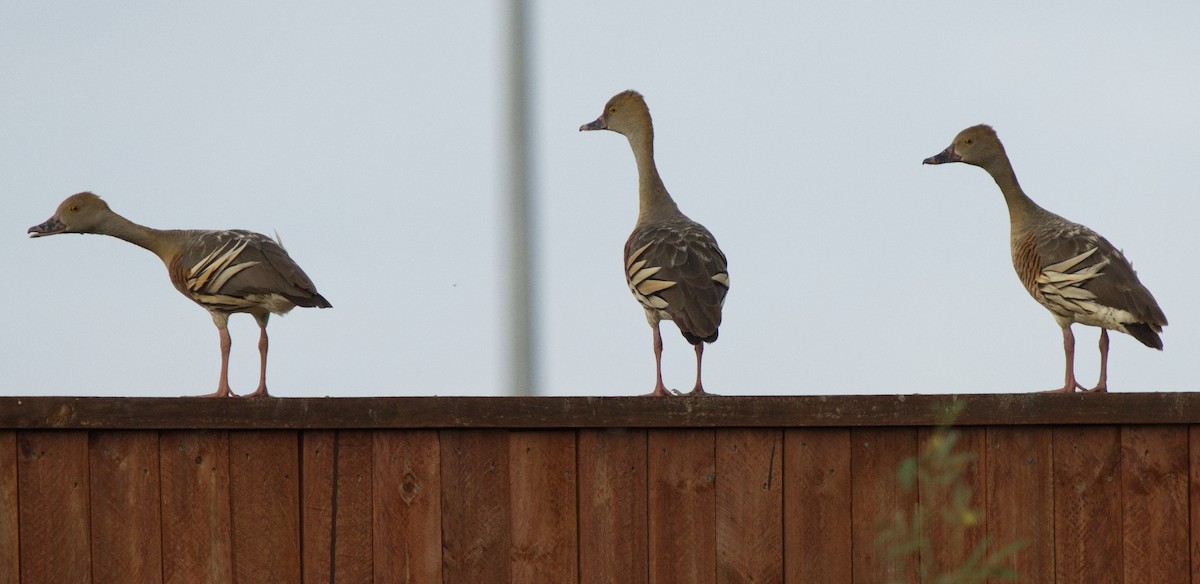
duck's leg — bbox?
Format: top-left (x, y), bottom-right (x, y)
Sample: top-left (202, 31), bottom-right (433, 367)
top-left (645, 322), bottom-right (671, 397)
top-left (688, 343), bottom-right (709, 396)
top-left (243, 314), bottom-right (271, 398)
top-left (1051, 324), bottom-right (1086, 393)
top-left (196, 314), bottom-right (237, 397)
top-left (1085, 329), bottom-right (1110, 393)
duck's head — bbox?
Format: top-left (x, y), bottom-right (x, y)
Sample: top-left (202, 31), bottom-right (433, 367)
top-left (924, 124), bottom-right (1006, 168)
top-left (29, 192), bottom-right (114, 237)
top-left (579, 90), bottom-right (653, 138)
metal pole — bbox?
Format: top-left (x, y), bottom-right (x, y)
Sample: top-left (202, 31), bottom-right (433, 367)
top-left (505, 0), bottom-right (535, 396)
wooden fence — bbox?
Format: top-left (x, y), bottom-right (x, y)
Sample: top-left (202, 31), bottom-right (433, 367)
top-left (1, 393), bottom-right (1199, 583)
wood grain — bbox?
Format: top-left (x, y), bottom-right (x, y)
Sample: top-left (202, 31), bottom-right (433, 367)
top-left (648, 429), bottom-right (717, 584)
top-left (229, 431), bottom-right (301, 583)
top-left (919, 426), bottom-right (987, 581)
top-left (373, 430), bottom-right (442, 583)
top-left (16, 431), bottom-right (90, 584)
top-left (5, 393), bottom-right (1200, 430)
top-left (303, 431), bottom-right (374, 583)
top-left (1052, 426), bottom-right (1122, 584)
top-left (510, 431), bottom-right (578, 584)
top-left (0, 432), bottom-right (18, 584)
top-left (985, 426), bottom-right (1054, 584)
top-left (160, 430), bottom-right (233, 584)
top-left (1120, 425), bottom-right (1188, 584)
top-left (440, 430), bottom-right (511, 584)
top-left (784, 428), bottom-right (851, 584)
top-left (578, 428), bottom-right (649, 584)
top-left (89, 431), bottom-right (163, 584)
top-left (850, 427), bottom-right (918, 584)
top-left (715, 428), bottom-right (782, 583)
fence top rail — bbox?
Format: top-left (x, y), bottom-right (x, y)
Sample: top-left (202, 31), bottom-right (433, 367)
top-left (0, 393), bottom-right (1196, 430)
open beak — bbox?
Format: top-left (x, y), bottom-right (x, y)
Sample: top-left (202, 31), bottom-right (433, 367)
top-left (579, 117), bottom-right (606, 131)
top-left (28, 216), bottom-right (66, 237)
top-left (923, 145), bottom-right (961, 165)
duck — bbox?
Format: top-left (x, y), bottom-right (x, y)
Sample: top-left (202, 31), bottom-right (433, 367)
top-left (924, 125), bottom-right (1166, 392)
top-left (580, 90), bottom-right (730, 396)
top-left (29, 191), bottom-right (331, 397)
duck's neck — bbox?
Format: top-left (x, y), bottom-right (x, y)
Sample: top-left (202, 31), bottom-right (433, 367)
top-left (983, 152), bottom-right (1042, 231)
top-left (626, 128), bottom-right (683, 224)
top-left (99, 213), bottom-right (181, 263)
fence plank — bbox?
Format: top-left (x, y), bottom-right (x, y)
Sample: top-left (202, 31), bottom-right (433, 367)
top-left (229, 431), bottom-right (301, 583)
top-left (920, 427), bottom-right (987, 582)
top-left (90, 431), bottom-right (163, 584)
top-left (440, 429), bottom-right (511, 584)
top-left (0, 432), bottom-right (17, 584)
top-left (17, 431), bottom-right (90, 584)
top-left (648, 428), bottom-right (717, 584)
top-left (303, 431), bottom-right (374, 584)
top-left (374, 430), bottom-right (442, 582)
top-left (1053, 426), bottom-right (1122, 584)
top-left (784, 428), bottom-right (851, 584)
top-left (850, 427), bottom-right (918, 584)
top-left (160, 430), bottom-right (233, 584)
top-left (1192, 426), bottom-right (1200, 584)
top-left (510, 431), bottom-right (578, 584)
top-left (716, 428), bottom-right (783, 584)
top-left (1121, 425), bottom-right (1188, 584)
top-left (985, 426), bottom-right (1054, 584)
top-left (578, 428), bottom-right (649, 584)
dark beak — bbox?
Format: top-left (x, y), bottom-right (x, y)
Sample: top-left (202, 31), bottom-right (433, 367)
top-left (923, 145), bottom-right (961, 165)
top-left (579, 117), bottom-right (606, 131)
top-left (28, 216), bottom-right (66, 237)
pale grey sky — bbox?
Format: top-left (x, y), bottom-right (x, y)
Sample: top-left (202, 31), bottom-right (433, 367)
top-left (3, 2), bottom-right (1197, 397)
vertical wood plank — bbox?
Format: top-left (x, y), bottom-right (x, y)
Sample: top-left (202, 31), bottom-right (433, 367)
top-left (716, 428), bottom-right (782, 584)
top-left (1191, 426), bottom-right (1200, 584)
top-left (303, 431), bottom-right (374, 584)
top-left (648, 429), bottom-right (717, 584)
top-left (985, 426), bottom-right (1054, 584)
top-left (578, 428), bottom-right (648, 584)
top-left (1053, 426), bottom-right (1122, 584)
top-left (784, 428), bottom-right (851, 584)
top-left (440, 429), bottom-right (511, 584)
top-left (230, 431), bottom-right (301, 584)
top-left (90, 431), bottom-right (163, 584)
top-left (374, 430), bottom-right (442, 583)
top-left (920, 427), bottom-right (987, 582)
top-left (1121, 425), bottom-right (1188, 584)
top-left (17, 431), bottom-right (91, 584)
top-left (850, 427), bottom-right (918, 584)
top-left (510, 431), bottom-right (578, 584)
top-left (0, 432), bottom-right (18, 584)
top-left (160, 430), bottom-right (233, 584)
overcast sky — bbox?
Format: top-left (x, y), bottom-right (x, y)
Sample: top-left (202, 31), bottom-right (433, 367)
top-left (2, 2), bottom-right (1197, 398)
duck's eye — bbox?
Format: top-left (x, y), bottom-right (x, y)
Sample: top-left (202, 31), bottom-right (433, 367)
top-left (965, 139), bottom-right (974, 145)
top-left (69, 205), bottom-right (79, 213)
top-left (609, 107), bottom-right (617, 113)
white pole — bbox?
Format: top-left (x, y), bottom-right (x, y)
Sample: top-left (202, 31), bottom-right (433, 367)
top-left (505, 0), bottom-right (535, 396)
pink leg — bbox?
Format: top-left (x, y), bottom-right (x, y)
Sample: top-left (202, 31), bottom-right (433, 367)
top-left (1086, 329), bottom-right (1109, 393)
top-left (242, 320), bottom-right (271, 398)
top-left (1049, 325), bottom-right (1085, 393)
top-left (688, 343), bottom-right (709, 396)
top-left (644, 323), bottom-right (671, 397)
top-left (196, 323), bottom-right (236, 398)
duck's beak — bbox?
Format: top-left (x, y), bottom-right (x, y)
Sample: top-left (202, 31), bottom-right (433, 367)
top-left (923, 145), bottom-right (961, 165)
top-left (28, 216), bottom-right (66, 237)
top-left (579, 117), bottom-right (606, 131)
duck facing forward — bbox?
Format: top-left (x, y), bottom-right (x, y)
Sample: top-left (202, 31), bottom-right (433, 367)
top-left (924, 125), bottom-right (1166, 392)
top-left (580, 90), bottom-right (730, 396)
top-left (29, 192), bottom-right (332, 397)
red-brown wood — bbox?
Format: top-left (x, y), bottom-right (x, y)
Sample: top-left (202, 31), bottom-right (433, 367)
top-left (919, 427), bottom-right (987, 582)
top-left (510, 431), bottom-right (578, 584)
top-left (0, 432), bottom-right (18, 584)
top-left (1191, 426), bottom-right (1200, 584)
top-left (784, 428), bottom-right (852, 584)
top-left (985, 426), bottom-right (1054, 584)
top-left (373, 430), bottom-right (442, 582)
top-left (229, 431), bottom-right (301, 583)
top-left (1119, 425), bottom-right (1188, 584)
top-left (440, 429), bottom-right (512, 584)
top-left (160, 430), bottom-right (233, 584)
top-left (715, 428), bottom-right (783, 583)
top-left (578, 428), bottom-right (649, 584)
top-left (648, 429), bottom-right (717, 584)
top-left (302, 431), bottom-right (374, 584)
top-left (16, 431), bottom-right (90, 584)
top-left (89, 431), bottom-right (163, 584)
top-left (1053, 426), bottom-right (1122, 584)
top-left (850, 427), bottom-right (919, 584)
